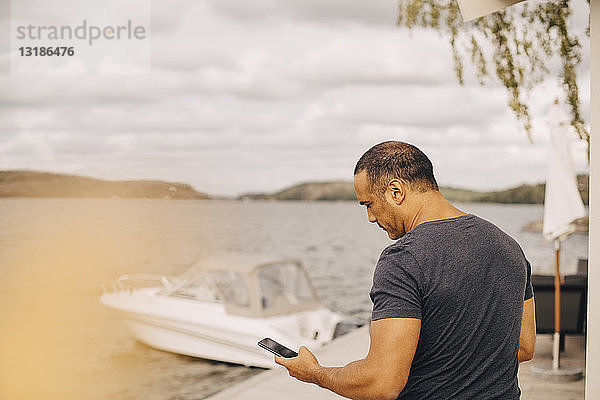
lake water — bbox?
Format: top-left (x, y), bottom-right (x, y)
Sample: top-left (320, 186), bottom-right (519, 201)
top-left (0, 199), bottom-right (588, 399)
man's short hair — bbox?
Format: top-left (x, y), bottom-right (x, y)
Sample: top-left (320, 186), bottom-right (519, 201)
top-left (354, 141), bottom-right (439, 194)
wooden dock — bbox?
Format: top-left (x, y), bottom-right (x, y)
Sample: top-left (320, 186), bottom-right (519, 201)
top-left (205, 326), bottom-right (370, 400)
top-left (205, 328), bottom-right (585, 400)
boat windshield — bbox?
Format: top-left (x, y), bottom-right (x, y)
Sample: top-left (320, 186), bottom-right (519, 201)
top-left (257, 262), bottom-right (316, 311)
top-left (164, 274), bottom-right (220, 302)
top-left (207, 270), bottom-right (250, 308)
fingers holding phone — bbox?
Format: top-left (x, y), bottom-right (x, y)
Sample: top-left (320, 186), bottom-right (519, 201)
top-left (275, 346), bottom-right (323, 384)
top-left (257, 338), bottom-right (322, 383)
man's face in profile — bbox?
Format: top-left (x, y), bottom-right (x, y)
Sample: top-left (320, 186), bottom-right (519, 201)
top-left (353, 171), bottom-right (404, 240)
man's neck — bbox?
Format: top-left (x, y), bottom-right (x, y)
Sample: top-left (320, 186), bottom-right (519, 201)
top-left (407, 191), bottom-right (466, 232)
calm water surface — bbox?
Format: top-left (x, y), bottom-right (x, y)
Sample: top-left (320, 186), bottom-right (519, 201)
top-left (0, 199), bottom-right (588, 399)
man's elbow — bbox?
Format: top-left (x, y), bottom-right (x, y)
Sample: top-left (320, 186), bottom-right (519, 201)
top-left (522, 349), bottom-right (535, 362)
top-left (372, 387), bottom-right (402, 400)
top-left (371, 378), bottom-right (406, 400)
top-left (518, 344), bottom-right (535, 362)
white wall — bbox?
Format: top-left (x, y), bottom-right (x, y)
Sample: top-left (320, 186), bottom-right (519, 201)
top-left (585, 1), bottom-right (599, 397)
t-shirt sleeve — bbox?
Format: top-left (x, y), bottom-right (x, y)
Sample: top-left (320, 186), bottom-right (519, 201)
top-left (370, 247), bottom-right (423, 321)
top-left (524, 259), bottom-right (533, 300)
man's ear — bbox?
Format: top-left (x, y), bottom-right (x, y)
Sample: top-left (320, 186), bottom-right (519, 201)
top-left (387, 179), bottom-right (406, 205)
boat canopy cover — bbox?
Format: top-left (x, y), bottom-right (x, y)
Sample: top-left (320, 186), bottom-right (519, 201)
top-left (175, 254), bottom-right (323, 317)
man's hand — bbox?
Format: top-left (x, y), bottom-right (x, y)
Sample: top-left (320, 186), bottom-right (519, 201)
top-left (274, 319), bottom-right (419, 400)
top-left (274, 346), bottom-right (323, 384)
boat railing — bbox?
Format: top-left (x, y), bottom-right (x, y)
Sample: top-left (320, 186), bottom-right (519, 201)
top-left (103, 274), bottom-right (173, 293)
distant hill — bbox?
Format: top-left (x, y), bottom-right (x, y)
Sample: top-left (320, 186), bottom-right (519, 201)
top-left (240, 181), bottom-right (356, 201)
top-left (438, 187), bottom-right (485, 203)
top-left (0, 171), bottom-right (210, 199)
top-left (473, 174), bottom-right (588, 205)
top-left (240, 175), bottom-right (589, 205)
top-left (3, 170), bottom-right (588, 204)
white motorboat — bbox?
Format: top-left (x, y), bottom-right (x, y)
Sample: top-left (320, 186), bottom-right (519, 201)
top-left (100, 255), bottom-right (344, 368)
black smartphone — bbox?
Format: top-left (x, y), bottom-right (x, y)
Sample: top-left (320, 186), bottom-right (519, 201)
top-left (257, 337), bottom-right (298, 358)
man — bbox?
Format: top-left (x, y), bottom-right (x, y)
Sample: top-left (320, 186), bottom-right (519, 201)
top-left (276, 141), bottom-right (536, 399)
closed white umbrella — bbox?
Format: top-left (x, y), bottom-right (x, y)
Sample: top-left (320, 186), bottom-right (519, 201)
top-left (543, 102), bottom-right (586, 242)
top-left (542, 99), bottom-right (586, 371)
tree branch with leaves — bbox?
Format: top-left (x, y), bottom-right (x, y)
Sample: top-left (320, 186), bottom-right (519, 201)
top-left (397, 0), bottom-right (589, 156)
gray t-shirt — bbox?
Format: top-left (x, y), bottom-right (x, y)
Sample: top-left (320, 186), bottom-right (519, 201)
top-left (370, 214), bottom-right (533, 400)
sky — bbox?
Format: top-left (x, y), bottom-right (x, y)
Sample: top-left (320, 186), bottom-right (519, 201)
top-left (0, 0), bottom-right (591, 197)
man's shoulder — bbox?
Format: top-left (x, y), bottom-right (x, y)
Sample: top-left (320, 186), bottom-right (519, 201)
top-left (380, 240), bottom-right (413, 259)
top-left (405, 214), bottom-right (514, 244)
top-left (385, 214), bottom-right (525, 265)
top-left (376, 242), bottom-right (421, 273)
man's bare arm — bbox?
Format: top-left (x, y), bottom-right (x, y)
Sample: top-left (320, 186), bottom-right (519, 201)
top-left (276, 318), bottom-right (421, 400)
top-left (518, 297), bottom-right (536, 362)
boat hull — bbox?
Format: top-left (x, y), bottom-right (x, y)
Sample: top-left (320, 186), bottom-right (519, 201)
top-left (100, 288), bottom-right (341, 368)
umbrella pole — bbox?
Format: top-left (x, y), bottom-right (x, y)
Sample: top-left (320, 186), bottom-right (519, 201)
top-left (553, 239), bottom-right (561, 370)
top-left (530, 237), bottom-right (582, 382)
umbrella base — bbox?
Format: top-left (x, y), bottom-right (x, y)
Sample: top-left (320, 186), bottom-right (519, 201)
top-left (529, 361), bottom-right (583, 382)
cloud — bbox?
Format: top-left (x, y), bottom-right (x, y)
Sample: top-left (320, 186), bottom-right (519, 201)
top-left (151, 0), bottom-right (187, 33)
top-left (205, 0), bottom-right (397, 27)
top-left (301, 84), bottom-right (509, 129)
top-left (287, 30), bottom-right (456, 88)
top-left (0, 0), bottom-right (590, 196)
